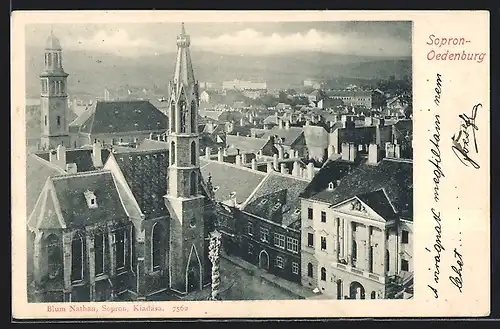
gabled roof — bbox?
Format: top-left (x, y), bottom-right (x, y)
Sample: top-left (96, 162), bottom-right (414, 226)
top-left (261, 126), bottom-right (304, 147)
top-left (136, 138), bottom-right (169, 151)
top-left (357, 189), bottom-right (397, 220)
top-left (28, 171), bottom-right (128, 230)
top-left (241, 171), bottom-right (310, 228)
top-left (307, 158), bottom-right (413, 220)
top-left (34, 147), bottom-right (111, 173)
top-left (225, 135), bottom-right (269, 153)
top-left (26, 153), bottom-right (66, 216)
top-left (303, 125), bottom-right (329, 148)
top-left (112, 149), bottom-right (170, 219)
top-left (199, 159), bottom-right (266, 205)
top-left (69, 100), bottom-right (167, 134)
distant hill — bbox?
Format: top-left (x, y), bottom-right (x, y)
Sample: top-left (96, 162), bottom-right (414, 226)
top-left (25, 46), bottom-right (412, 98)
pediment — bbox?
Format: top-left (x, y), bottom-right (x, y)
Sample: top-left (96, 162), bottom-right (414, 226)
top-left (330, 197), bottom-right (386, 223)
top-left (303, 224), bottom-right (314, 231)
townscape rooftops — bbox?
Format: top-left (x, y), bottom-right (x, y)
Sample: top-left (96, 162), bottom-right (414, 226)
top-left (35, 147), bottom-right (111, 173)
top-left (200, 159), bottom-right (266, 205)
top-left (136, 138), bottom-right (170, 152)
top-left (51, 171), bottom-right (128, 228)
top-left (242, 171), bottom-right (310, 228)
top-left (70, 100), bottom-right (167, 135)
top-left (303, 125), bottom-right (329, 148)
top-left (261, 126), bottom-right (304, 147)
top-left (113, 148), bottom-right (170, 219)
top-left (325, 90), bottom-right (372, 97)
top-left (225, 134), bottom-right (269, 153)
top-left (307, 158), bottom-right (413, 220)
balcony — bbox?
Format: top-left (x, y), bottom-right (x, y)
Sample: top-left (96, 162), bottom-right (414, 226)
top-left (332, 261), bottom-right (386, 284)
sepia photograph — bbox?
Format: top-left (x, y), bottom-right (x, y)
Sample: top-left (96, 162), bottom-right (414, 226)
top-left (23, 19), bottom-right (414, 304)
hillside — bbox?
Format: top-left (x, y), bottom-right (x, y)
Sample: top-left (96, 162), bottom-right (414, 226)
top-left (25, 47), bottom-right (412, 98)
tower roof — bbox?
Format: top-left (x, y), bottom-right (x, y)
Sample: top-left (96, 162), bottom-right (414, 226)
top-left (45, 30), bottom-right (62, 50)
top-left (172, 23), bottom-right (196, 92)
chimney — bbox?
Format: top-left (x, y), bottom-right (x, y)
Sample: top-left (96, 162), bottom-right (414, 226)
top-left (251, 158), bottom-right (257, 170)
top-left (341, 142), bottom-right (349, 161)
top-left (149, 132), bottom-right (153, 139)
top-left (307, 162), bottom-right (315, 180)
top-left (349, 143), bottom-right (357, 161)
top-left (279, 118), bottom-right (284, 129)
top-left (385, 142), bottom-right (395, 158)
top-left (157, 135), bottom-right (161, 141)
top-left (92, 141), bottom-right (103, 168)
top-left (278, 146), bottom-right (284, 160)
top-left (66, 163), bottom-right (78, 174)
top-left (241, 153), bottom-right (247, 164)
top-left (305, 120), bottom-right (310, 126)
top-left (56, 145), bottom-right (66, 168)
top-left (285, 120), bottom-right (290, 130)
top-left (292, 161), bottom-right (300, 177)
top-left (236, 132), bottom-right (240, 136)
top-left (223, 148), bottom-right (228, 157)
top-left (240, 117), bottom-right (245, 126)
top-left (327, 144), bottom-right (335, 158)
top-left (368, 144), bottom-right (380, 164)
top-left (273, 153), bottom-right (279, 170)
top-left (218, 148), bottom-right (224, 162)
top-left (235, 155), bottom-right (242, 166)
top-left (205, 147), bottom-right (211, 160)
top-left (365, 116), bottom-right (373, 126)
top-left (267, 161), bottom-right (273, 173)
top-left (280, 163), bottom-right (287, 174)
top-left (395, 144), bottom-right (401, 158)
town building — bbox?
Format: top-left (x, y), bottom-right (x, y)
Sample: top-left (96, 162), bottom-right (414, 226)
top-left (325, 90), bottom-right (373, 109)
top-left (299, 146), bottom-right (413, 299)
top-left (27, 23), bottom-right (217, 302)
top-left (222, 79), bottom-right (267, 91)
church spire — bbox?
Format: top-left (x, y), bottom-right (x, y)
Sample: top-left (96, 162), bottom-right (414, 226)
top-left (172, 23), bottom-right (196, 94)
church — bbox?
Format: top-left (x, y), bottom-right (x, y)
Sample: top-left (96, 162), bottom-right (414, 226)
top-left (27, 24), bottom-right (218, 302)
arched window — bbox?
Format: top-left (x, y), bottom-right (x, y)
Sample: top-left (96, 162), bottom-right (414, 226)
top-left (47, 53), bottom-right (52, 66)
top-left (170, 102), bottom-right (176, 133)
top-left (191, 100), bottom-right (197, 133)
top-left (371, 291), bottom-right (377, 299)
top-left (190, 141), bottom-right (197, 166)
top-left (180, 100), bottom-right (187, 133)
top-left (386, 249), bottom-right (390, 273)
top-left (190, 171), bottom-right (197, 196)
top-left (71, 233), bottom-right (84, 282)
top-left (170, 141), bottom-right (176, 165)
top-left (307, 263), bottom-right (313, 277)
top-left (94, 233), bottom-right (106, 276)
top-left (151, 223), bottom-right (162, 271)
top-left (46, 234), bottom-right (62, 280)
top-left (320, 267), bottom-right (326, 281)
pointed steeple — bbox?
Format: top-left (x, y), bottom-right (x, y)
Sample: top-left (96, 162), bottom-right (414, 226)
top-left (172, 23), bottom-right (196, 96)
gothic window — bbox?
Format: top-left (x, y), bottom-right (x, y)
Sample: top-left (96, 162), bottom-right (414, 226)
top-left (115, 230), bottom-right (125, 270)
top-left (71, 233), bottom-right (84, 282)
top-left (190, 171), bottom-right (197, 195)
top-left (170, 103), bottom-right (176, 133)
top-left (57, 116), bottom-right (61, 127)
top-left (180, 100), bottom-right (187, 133)
top-left (191, 100), bottom-right (196, 133)
top-left (307, 262), bottom-right (313, 277)
top-left (190, 141), bottom-right (197, 165)
top-left (44, 53), bottom-right (48, 66)
top-left (151, 223), bottom-right (162, 271)
top-left (46, 234), bottom-right (62, 280)
top-left (321, 267), bottom-right (326, 281)
top-left (170, 141), bottom-right (176, 165)
top-left (94, 233), bottom-right (105, 276)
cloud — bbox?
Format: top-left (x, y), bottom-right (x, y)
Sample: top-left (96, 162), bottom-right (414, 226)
top-left (64, 29), bottom-right (157, 56)
top-left (194, 28), bottom-right (410, 57)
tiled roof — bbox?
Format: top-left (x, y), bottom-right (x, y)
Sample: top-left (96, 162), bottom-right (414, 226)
top-left (199, 159), bottom-right (266, 205)
top-left (242, 172), bottom-right (310, 227)
top-left (136, 139), bottom-right (169, 151)
top-left (225, 135), bottom-right (269, 153)
top-left (304, 125), bottom-right (328, 148)
top-left (393, 119), bottom-right (413, 140)
top-left (51, 171), bottom-right (128, 228)
top-left (113, 149), bottom-right (169, 219)
top-left (35, 147), bottom-right (111, 172)
top-left (357, 189), bottom-right (397, 220)
top-left (26, 153), bottom-right (66, 215)
top-left (70, 100), bottom-right (167, 134)
top-left (261, 126), bottom-right (304, 147)
top-left (263, 115), bottom-right (280, 125)
top-left (307, 158), bottom-right (413, 220)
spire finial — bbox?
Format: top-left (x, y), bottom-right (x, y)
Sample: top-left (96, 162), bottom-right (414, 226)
top-left (181, 22), bottom-right (186, 35)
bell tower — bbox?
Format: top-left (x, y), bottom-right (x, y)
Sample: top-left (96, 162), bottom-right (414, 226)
top-left (40, 30), bottom-right (70, 150)
top-left (164, 23), bottom-right (205, 294)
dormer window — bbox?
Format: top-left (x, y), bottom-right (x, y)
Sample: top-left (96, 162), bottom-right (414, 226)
top-left (84, 190), bottom-right (98, 209)
top-left (213, 186), bottom-right (220, 192)
top-left (272, 202), bottom-right (282, 211)
top-left (328, 182), bottom-right (335, 190)
top-left (260, 199), bottom-right (268, 205)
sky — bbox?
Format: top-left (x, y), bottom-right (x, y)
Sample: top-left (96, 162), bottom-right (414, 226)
top-left (25, 21), bottom-right (412, 58)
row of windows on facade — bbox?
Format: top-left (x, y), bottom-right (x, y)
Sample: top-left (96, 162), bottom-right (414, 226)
top-left (41, 80), bottom-right (65, 94)
top-left (247, 244), bottom-right (300, 275)
top-left (170, 101), bottom-right (197, 134)
top-left (247, 223), bottom-right (299, 254)
top-left (331, 96), bottom-right (371, 102)
top-left (43, 227), bottom-right (164, 283)
top-left (44, 52), bottom-right (62, 68)
top-left (44, 115), bottom-right (62, 127)
top-left (306, 208), bottom-right (410, 244)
